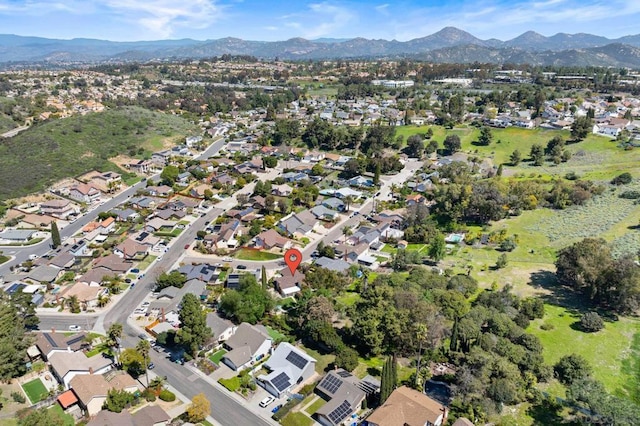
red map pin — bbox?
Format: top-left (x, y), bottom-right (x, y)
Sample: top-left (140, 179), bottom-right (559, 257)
top-left (284, 248), bottom-right (302, 276)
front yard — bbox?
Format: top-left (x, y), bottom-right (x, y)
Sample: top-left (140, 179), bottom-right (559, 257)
top-left (234, 249), bottom-right (282, 261)
top-left (208, 349), bottom-right (227, 365)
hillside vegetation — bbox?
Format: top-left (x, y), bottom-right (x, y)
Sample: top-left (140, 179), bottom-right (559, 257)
top-left (0, 106), bottom-right (198, 200)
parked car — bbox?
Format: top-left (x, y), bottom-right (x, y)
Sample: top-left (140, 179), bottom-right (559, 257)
top-left (237, 264), bottom-right (247, 270)
top-left (138, 333), bottom-right (147, 340)
top-left (148, 363), bottom-right (155, 370)
top-left (271, 404), bottom-right (283, 413)
top-left (130, 268), bottom-right (140, 273)
top-left (28, 254), bottom-right (39, 260)
top-left (68, 325), bottom-right (81, 331)
top-left (184, 244), bottom-right (190, 249)
top-left (259, 396), bottom-right (275, 408)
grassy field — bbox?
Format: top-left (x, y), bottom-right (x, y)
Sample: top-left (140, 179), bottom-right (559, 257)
top-left (48, 404), bottom-right (75, 426)
top-left (208, 349), bottom-right (227, 364)
top-left (300, 344), bottom-right (335, 374)
top-left (235, 249), bottom-right (282, 261)
top-left (22, 378), bottom-right (48, 403)
top-left (0, 106), bottom-right (198, 200)
top-left (528, 304), bottom-right (640, 399)
top-left (265, 325), bottom-right (287, 341)
top-left (281, 412), bottom-right (314, 426)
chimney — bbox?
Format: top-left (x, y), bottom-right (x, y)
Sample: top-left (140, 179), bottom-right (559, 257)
top-left (52, 327), bottom-right (56, 334)
top-left (161, 307), bottom-right (166, 323)
top-left (89, 367), bottom-right (94, 375)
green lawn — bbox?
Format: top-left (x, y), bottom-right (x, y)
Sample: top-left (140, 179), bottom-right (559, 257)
top-left (300, 344), bottom-right (335, 374)
top-left (281, 411), bottom-right (314, 426)
top-left (304, 397), bottom-right (327, 415)
top-left (86, 342), bottom-right (109, 358)
top-left (265, 325), bottom-right (286, 341)
top-left (528, 304), bottom-right (640, 399)
top-left (22, 378), bottom-right (48, 403)
top-left (335, 291), bottom-right (360, 307)
top-left (136, 255), bottom-right (157, 271)
top-left (208, 349), bottom-right (227, 365)
top-left (49, 404), bottom-right (75, 426)
top-left (234, 249), bottom-right (282, 261)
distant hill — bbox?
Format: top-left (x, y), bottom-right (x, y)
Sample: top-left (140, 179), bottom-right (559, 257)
top-left (0, 107), bottom-right (198, 200)
top-left (2, 28), bottom-right (640, 66)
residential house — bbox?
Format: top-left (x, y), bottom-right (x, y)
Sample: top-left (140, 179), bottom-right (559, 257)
top-left (49, 351), bottom-right (113, 389)
top-left (222, 323), bottom-right (273, 371)
top-left (211, 173), bottom-right (236, 186)
top-left (186, 135), bottom-right (203, 147)
top-left (254, 229), bottom-right (293, 251)
top-left (86, 405), bottom-right (171, 426)
top-left (310, 205), bottom-right (339, 221)
top-left (69, 183), bottom-right (101, 204)
top-left (278, 211), bottom-right (317, 237)
top-left (97, 217), bottom-right (116, 235)
top-left (93, 254), bottom-right (131, 274)
top-left (315, 369), bottom-right (379, 426)
top-left (111, 208), bottom-right (139, 222)
top-left (257, 342), bottom-right (316, 397)
top-left (177, 263), bottom-right (219, 283)
top-left (62, 282), bottom-right (107, 308)
top-left (48, 251), bottom-right (75, 269)
top-left (335, 187), bottom-right (363, 199)
top-left (206, 313), bottom-right (237, 345)
top-left (145, 185), bottom-right (173, 197)
top-left (282, 172), bottom-right (308, 183)
top-left (272, 184), bottom-right (293, 197)
top-left (406, 194), bottom-right (426, 206)
top-left (273, 269), bottom-right (305, 297)
top-left (77, 267), bottom-right (115, 286)
top-left (348, 176), bottom-right (374, 188)
top-left (314, 257), bottom-right (351, 273)
top-left (35, 331), bottom-right (88, 361)
top-left (114, 238), bottom-right (149, 260)
top-left (149, 279), bottom-right (207, 317)
top-left (151, 150), bottom-right (172, 167)
top-left (206, 220), bottom-right (241, 249)
top-left (40, 199), bottom-right (78, 219)
top-left (176, 172), bottom-right (191, 185)
top-left (70, 372), bottom-right (138, 416)
top-left (127, 159), bottom-right (152, 174)
top-left (365, 386), bottom-right (448, 426)
top-left (322, 197), bottom-right (345, 211)
top-left (89, 171), bottom-right (122, 193)
top-left (131, 231), bottom-right (162, 251)
top-left (452, 418), bottom-right (475, 426)
top-left (0, 230), bottom-right (36, 243)
top-left (69, 239), bottom-right (90, 257)
top-left (144, 217), bottom-right (175, 233)
top-left (27, 265), bottom-right (61, 284)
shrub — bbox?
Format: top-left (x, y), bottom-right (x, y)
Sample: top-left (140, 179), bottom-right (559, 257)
top-left (579, 312), bottom-right (604, 332)
top-left (619, 190), bottom-right (640, 199)
top-left (11, 391), bottom-right (26, 403)
top-left (611, 172), bottom-right (633, 185)
top-left (142, 389), bottom-right (156, 402)
top-left (499, 238), bottom-right (517, 252)
top-left (158, 389), bottom-right (176, 402)
top-left (540, 323), bottom-right (555, 331)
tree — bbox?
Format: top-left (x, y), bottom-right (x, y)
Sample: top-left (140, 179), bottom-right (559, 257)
top-left (444, 134), bottom-right (461, 153)
top-left (554, 354), bottom-right (592, 385)
top-left (555, 238), bottom-right (612, 301)
top-left (342, 225), bottom-right (353, 243)
top-left (380, 355), bottom-right (397, 404)
top-left (477, 126), bottom-right (493, 146)
top-left (136, 340), bottom-right (151, 387)
top-left (579, 312), bottom-right (604, 332)
top-left (343, 195), bottom-right (355, 212)
top-left (50, 221), bottom-right (61, 248)
top-left (219, 274), bottom-right (274, 324)
top-left (187, 393), bottom-right (211, 423)
top-left (263, 156), bottom-right (277, 168)
top-left (160, 165), bottom-right (180, 185)
top-left (120, 348), bottom-right (145, 377)
top-left (67, 294), bottom-right (80, 313)
top-left (107, 322), bottom-right (123, 365)
top-left (334, 346), bottom-right (359, 371)
top-left (495, 253), bottom-right (508, 269)
top-left (177, 293), bottom-right (211, 356)
top-left (0, 293), bottom-right (32, 381)
top-left (406, 134), bottom-right (424, 158)
top-left (261, 265), bottom-right (267, 288)
top-left (530, 144), bottom-right (544, 166)
top-left (510, 149), bottom-right (522, 166)
top-left (425, 139), bottom-right (439, 154)
top-left (17, 407), bottom-right (66, 426)
top-left (428, 233), bottom-right (446, 262)
top-left (155, 270), bottom-right (187, 291)
top-left (104, 388), bottom-right (135, 413)
top-left (571, 116), bottom-right (592, 141)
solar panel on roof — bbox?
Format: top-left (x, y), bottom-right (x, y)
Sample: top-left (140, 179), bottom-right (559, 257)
top-left (271, 372), bottom-right (291, 392)
top-left (44, 333), bottom-right (57, 347)
top-left (337, 370), bottom-right (352, 378)
top-left (327, 400), bottom-right (352, 424)
top-left (66, 335), bottom-right (85, 346)
top-left (320, 374), bottom-right (342, 394)
top-left (286, 351), bottom-right (308, 369)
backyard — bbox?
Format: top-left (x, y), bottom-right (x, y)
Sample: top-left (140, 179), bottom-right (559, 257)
top-left (21, 378), bottom-right (48, 404)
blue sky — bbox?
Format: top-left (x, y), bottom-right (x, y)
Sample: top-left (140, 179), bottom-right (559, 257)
top-left (0, 0), bottom-right (639, 42)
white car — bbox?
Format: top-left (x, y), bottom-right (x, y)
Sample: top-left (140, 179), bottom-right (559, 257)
top-left (28, 254), bottom-right (39, 260)
top-left (259, 396), bottom-right (275, 408)
top-left (68, 325), bottom-right (81, 331)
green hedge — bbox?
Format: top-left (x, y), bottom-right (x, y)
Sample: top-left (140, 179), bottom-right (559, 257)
top-left (158, 389), bottom-right (176, 402)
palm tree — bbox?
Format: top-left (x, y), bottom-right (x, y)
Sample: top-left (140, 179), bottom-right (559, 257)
top-left (149, 376), bottom-right (165, 392)
top-left (97, 293), bottom-right (110, 308)
top-left (343, 195), bottom-right (354, 212)
top-left (67, 295), bottom-right (80, 313)
top-left (107, 323), bottom-right (123, 366)
top-left (342, 225), bottom-right (353, 243)
top-left (136, 340), bottom-right (151, 388)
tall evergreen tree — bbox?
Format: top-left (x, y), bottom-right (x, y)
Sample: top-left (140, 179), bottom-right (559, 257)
top-left (261, 266), bottom-right (267, 289)
top-left (380, 355), bottom-right (397, 404)
top-left (0, 293), bottom-right (32, 381)
top-left (51, 221), bottom-right (61, 248)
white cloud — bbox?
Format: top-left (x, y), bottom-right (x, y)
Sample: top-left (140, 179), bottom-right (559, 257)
top-left (263, 26), bottom-right (278, 31)
top-left (301, 2), bottom-right (355, 39)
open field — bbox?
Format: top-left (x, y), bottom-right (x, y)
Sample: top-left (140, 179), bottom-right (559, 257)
top-left (0, 106), bottom-right (198, 200)
top-left (528, 304), bottom-right (640, 399)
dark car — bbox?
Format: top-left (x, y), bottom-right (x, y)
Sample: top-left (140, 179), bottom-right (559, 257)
top-left (237, 264), bottom-right (247, 270)
top-left (271, 404), bottom-right (283, 413)
top-left (184, 244), bottom-right (190, 249)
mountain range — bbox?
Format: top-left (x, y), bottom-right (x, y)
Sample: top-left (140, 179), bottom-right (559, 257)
top-left (3, 27), bottom-right (640, 67)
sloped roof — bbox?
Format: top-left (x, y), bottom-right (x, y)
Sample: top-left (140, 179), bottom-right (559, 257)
top-left (366, 386), bottom-right (447, 426)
